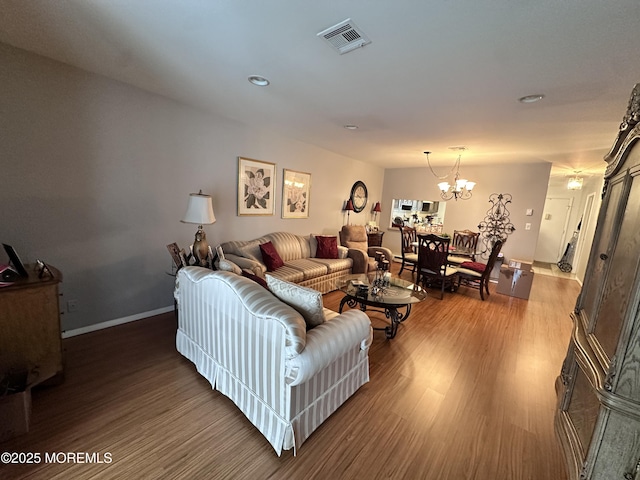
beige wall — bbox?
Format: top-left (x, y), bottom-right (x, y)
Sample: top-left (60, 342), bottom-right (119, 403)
top-left (381, 162), bottom-right (552, 262)
top-left (0, 43), bottom-right (385, 332)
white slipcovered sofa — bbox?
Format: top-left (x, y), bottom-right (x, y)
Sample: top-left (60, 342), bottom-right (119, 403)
top-left (174, 267), bottom-right (372, 455)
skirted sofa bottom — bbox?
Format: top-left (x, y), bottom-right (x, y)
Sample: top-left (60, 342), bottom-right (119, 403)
top-left (176, 329), bottom-right (370, 455)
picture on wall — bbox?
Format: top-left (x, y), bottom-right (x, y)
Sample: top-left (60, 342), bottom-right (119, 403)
top-left (282, 169), bottom-right (311, 219)
top-left (238, 157), bottom-right (276, 216)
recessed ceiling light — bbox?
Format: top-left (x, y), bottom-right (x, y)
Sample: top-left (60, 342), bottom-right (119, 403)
top-left (343, 125), bottom-right (359, 130)
top-left (518, 94), bottom-right (545, 104)
top-left (248, 75), bottom-right (270, 86)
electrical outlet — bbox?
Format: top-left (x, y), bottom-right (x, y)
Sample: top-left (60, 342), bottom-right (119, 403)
top-left (67, 299), bottom-right (79, 312)
top-left (525, 223), bottom-right (531, 231)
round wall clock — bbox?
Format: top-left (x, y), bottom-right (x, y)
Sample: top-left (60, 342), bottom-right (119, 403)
top-left (350, 181), bottom-right (368, 213)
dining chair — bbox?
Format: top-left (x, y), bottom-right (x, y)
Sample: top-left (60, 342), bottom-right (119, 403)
top-left (396, 225), bottom-right (418, 276)
top-left (416, 234), bottom-right (458, 300)
top-left (448, 229), bottom-right (480, 265)
top-left (455, 239), bottom-right (504, 300)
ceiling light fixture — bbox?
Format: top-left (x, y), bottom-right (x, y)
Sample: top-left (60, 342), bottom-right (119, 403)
top-left (518, 94), bottom-right (545, 104)
top-left (424, 147), bottom-right (476, 201)
top-left (567, 173), bottom-right (583, 190)
top-left (248, 75), bottom-right (270, 86)
top-left (343, 124), bottom-right (359, 130)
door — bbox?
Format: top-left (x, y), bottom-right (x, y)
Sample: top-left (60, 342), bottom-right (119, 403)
top-left (534, 197), bottom-right (572, 264)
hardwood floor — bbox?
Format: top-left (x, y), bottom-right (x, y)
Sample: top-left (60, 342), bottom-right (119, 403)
top-left (0, 267), bottom-right (579, 480)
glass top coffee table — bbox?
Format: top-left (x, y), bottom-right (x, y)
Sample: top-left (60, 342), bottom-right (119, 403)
top-left (336, 274), bottom-right (427, 339)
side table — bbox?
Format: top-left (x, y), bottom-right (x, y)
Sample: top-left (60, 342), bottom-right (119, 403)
top-left (367, 231), bottom-right (384, 247)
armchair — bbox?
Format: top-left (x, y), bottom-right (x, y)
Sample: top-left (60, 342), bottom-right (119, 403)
top-left (339, 225), bottom-right (394, 274)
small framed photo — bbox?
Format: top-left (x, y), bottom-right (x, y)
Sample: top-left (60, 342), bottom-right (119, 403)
top-left (282, 169), bottom-right (311, 219)
top-left (179, 249), bottom-right (190, 268)
top-left (238, 157), bottom-right (276, 216)
top-left (166, 243), bottom-right (182, 270)
top-left (36, 259), bottom-right (53, 279)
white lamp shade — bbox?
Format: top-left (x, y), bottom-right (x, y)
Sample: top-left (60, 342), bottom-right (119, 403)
top-left (438, 182), bottom-right (450, 193)
top-left (465, 181), bottom-right (476, 191)
top-left (181, 192), bottom-right (216, 225)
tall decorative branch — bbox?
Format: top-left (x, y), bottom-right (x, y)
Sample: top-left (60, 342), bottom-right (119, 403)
top-left (477, 193), bottom-right (516, 259)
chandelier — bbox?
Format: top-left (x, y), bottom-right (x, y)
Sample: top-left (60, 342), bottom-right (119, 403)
top-left (567, 174), bottom-right (583, 190)
top-left (424, 147), bottom-right (476, 201)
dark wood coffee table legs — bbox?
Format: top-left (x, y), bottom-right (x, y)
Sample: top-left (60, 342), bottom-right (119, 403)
top-left (339, 295), bottom-right (412, 339)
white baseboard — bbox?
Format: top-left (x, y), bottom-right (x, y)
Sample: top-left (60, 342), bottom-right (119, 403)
top-left (62, 306), bottom-right (174, 338)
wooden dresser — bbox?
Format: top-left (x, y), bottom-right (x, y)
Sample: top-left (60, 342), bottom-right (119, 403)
top-left (555, 84), bottom-right (640, 479)
top-left (0, 264), bottom-right (64, 386)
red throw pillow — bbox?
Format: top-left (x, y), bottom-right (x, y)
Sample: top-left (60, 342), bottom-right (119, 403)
top-left (242, 269), bottom-right (269, 289)
top-left (316, 235), bottom-right (338, 259)
top-left (259, 241), bottom-right (284, 271)
top-left (460, 261), bottom-right (486, 273)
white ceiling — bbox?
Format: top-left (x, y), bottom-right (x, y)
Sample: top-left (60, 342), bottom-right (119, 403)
top-left (2, 0), bottom-right (640, 178)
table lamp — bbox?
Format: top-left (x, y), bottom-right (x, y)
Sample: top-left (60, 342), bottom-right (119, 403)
top-left (181, 190), bottom-right (216, 266)
top-left (372, 201), bottom-right (381, 222)
top-left (344, 199), bottom-right (354, 225)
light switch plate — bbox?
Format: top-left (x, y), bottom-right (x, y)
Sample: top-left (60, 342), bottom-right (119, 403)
top-left (526, 209), bottom-right (533, 216)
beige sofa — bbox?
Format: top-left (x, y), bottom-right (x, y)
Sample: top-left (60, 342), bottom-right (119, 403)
top-left (220, 232), bottom-right (359, 293)
top-left (174, 267), bottom-right (372, 455)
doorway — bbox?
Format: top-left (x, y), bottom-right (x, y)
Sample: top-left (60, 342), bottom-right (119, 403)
top-left (534, 197), bottom-right (573, 264)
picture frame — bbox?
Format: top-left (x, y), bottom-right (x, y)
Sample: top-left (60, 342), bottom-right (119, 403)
top-left (166, 243), bottom-right (182, 270)
top-left (238, 157), bottom-right (276, 216)
top-left (36, 259), bottom-right (53, 279)
top-left (179, 248), bottom-right (190, 268)
top-left (282, 169), bottom-right (311, 219)
top-left (2, 243), bottom-right (28, 278)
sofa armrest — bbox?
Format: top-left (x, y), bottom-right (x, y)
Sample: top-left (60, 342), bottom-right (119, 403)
top-left (347, 249), bottom-right (369, 274)
top-left (224, 253), bottom-right (266, 276)
top-left (285, 309), bottom-right (372, 386)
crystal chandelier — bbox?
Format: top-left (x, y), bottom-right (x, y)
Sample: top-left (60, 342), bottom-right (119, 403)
top-left (424, 147), bottom-right (476, 201)
top-left (567, 175), bottom-right (583, 190)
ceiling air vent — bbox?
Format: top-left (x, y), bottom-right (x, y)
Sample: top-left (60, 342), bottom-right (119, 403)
top-left (317, 18), bottom-right (371, 54)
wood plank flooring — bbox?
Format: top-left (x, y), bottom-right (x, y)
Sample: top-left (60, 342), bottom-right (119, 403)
top-left (0, 267), bottom-right (579, 480)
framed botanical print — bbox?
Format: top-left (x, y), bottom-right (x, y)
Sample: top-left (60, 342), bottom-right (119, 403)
top-left (238, 157), bottom-right (276, 216)
top-left (282, 169), bottom-right (311, 219)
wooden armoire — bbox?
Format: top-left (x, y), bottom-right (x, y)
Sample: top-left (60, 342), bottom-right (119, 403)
top-left (555, 83), bottom-right (640, 479)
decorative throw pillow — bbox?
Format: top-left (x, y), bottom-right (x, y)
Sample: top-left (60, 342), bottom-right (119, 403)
top-left (218, 258), bottom-right (242, 275)
top-left (315, 235), bottom-right (338, 259)
top-left (259, 241), bottom-right (284, 271)
top-left (237, 240), bottom-right (264, 262)
top-left (460, 261), bottom-right (487, 273)
top-left (242, 269), bottom-right (269, 289)
top-left (265, 274), bottom-right (325, 328)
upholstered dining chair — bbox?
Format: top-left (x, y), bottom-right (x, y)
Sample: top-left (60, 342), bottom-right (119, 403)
top-left (395, 225), bottom-right (418, 276)
top-left (456, 239), bottom-right (504, 300)
top-left (416, 234), bottom-right (458, 300)
top-left (447, 229), bottom-right (480, 265)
